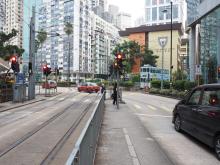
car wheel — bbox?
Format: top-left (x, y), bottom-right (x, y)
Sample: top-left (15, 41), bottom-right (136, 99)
top-left (174, 115), bottom-right (182, 132)
top-left (214, 135), bottom-right (220, 160)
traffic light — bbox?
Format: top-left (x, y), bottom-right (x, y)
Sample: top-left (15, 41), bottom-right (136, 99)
top-left (218, 66), bottom-right (220, 78)
top-left (114, 53), bottom-right (124, 69)
top-left (28, 62), bottom-right (32, 75)
top-left (43, 65), bottom-right (47, 75)
top-left (10, 56), bottom-right (19, 73)
top-left (43, 65), bottom-right (51, 77)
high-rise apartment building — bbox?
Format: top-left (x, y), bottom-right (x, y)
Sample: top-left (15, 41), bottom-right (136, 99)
top-left (108, 4), bottom-right (119, 25)
top-left (4, 0), bottom-right (23, 48)
top-left (38, 0), bottom-right (91, 81)
top-left (37, 0), bottom-right (120, 81)
top-left (145, 0), bottom-right (185, 26)
top-left (91, 12), bottom-right (120, 77)
top-left (91, 0), bottom-right (106, 10)
top-left (116, 12), bottom-right (132, 30)
top-left (0, 0), bottom-right (6, 32)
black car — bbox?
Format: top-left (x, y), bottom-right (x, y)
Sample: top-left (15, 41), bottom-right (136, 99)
top-left (172, 84), bottom-right (220, 160)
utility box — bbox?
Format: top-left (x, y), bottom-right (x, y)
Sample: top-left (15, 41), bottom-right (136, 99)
top-left (13, 84), bottom-right (26, 102)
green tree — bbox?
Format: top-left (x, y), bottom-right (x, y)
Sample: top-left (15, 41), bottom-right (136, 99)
top-left (172, 69), bottom-right (187, 81)
top-left (112, 40), bottom-right (141, 73)
top-left (0, 29), bottom-right (24, 60)
top-left (64, 22), bottom-right (73, 85)
top-left (36, 29), bottom-right (47, 63)
top-left (140, 46), bottom-right (158, 67)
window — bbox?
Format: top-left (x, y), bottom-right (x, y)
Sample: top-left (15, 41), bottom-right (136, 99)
top-left (145, 8), bottom-right (151, 22)
top-left (159, 0), bottom-right (164, 4)
top-left (152, 0), bottom-right (157, 5)
top-left (201, 88), bottom-right (220, 107)
top-left (173, 5), bottom-right (178, 19)
top-left (146, 0), bottom-right (151, 5)
top-left (159, 6), bottom-right (165, 20)
top-left (152, 7), bottom-right (157, 21)
top-left (188, 90), bottom-right (202, 105)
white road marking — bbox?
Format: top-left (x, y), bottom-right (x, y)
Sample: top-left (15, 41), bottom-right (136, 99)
top-left (84, 99), bottom-right (90, 103)
top-left (72, 98), bottom-right (76, 102)
top-left (58, 98), bottom-right (65, 101)
top-left (134, 104), bottom-right (141, 109)
top-left (135, 113), bottom-right (172, 118)
top-left (123, 128), bottom-right (140, 165)
top-left (161, 106), bottom-right (172, 112)
top-left (148, 105), bottom-right (156, 110)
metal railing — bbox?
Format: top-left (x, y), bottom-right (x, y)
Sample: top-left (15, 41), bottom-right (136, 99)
top-left (66, 94), bottom-right (105, 165)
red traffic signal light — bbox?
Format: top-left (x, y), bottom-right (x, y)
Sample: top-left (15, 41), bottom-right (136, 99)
top-left (10, 56), bottom-right (19, 72)
top-left (11, 56), bottom-right (16, 63)
top-left (117, 54), bottom-right (122, 60)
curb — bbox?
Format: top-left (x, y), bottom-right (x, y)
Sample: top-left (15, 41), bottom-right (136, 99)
top-left (0, 99), bottom-right (45, 113)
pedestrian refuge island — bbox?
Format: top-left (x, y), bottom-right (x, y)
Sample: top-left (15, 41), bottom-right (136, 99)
top-left (66, 94), bottom-right (105, 165)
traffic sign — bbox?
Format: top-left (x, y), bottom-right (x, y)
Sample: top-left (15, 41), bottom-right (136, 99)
top-left (158, 37), bottom-right (168, 48)
top-left (195, 65), bottom-right (202, 75)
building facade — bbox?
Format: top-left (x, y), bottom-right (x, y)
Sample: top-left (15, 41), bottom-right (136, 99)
top-left (119, 23), bottom-right (183, 74)
top-left (116, 12), bottom-right (132, 30)
top-left (38, 0), bottom-right (86, 81)
top-left (4, 0), bottom-right (23, 48)
top-left (37, 0), bottom-right (120, 81)
top-left (145, 0), bottom-right (185, 26)
top-left (187, 0), bottom-right (220, 83)
top-left (0, 0), bottom-right (6, 32)
top-left (108, 4), bottom-right (119, 25)
top-left (91, 12), bottom-right (120, 78)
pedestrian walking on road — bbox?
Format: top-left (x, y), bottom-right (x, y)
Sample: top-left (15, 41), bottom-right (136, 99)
top-left (113, 83), bottom-right (117, 105)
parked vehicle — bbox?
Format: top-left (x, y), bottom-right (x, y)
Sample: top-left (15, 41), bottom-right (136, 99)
top-left (172, 84), bottom-right (220, 160)
top-left (42, 80), bottom-right (57, 89)
top-left (78, 82), bottom-right (100, 93)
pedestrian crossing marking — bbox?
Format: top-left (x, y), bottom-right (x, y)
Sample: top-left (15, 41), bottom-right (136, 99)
top-left (58, 98), bottom-right (65, 101)
top-left (161, 106), bottom-right (171, 112)
top-left (134, 104), bottom-right (141, 109)
top-left (148, 105), bottom-right (156, 110)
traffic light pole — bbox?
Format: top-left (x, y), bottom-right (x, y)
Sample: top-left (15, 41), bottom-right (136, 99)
top-left (28, 7), bottom-right (36, 100)
top-left (116, 69), bottom-right (119, 109)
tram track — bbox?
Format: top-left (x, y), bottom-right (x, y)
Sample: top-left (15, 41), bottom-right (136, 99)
top-left (0, 93), bottom-right (95, 159)
top-left (0, 92), bottom-right (82, 127)
top-left (40, 95), bottom-right (98, 165)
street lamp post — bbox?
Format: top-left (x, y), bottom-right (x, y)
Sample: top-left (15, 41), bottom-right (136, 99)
top-left (170, 1), bottom-right (173, 84)
top-left (162, 0), bottom-right (173, 84)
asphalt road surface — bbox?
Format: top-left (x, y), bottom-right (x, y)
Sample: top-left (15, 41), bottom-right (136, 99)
top-left (124, 92), bottom-right (220, 165)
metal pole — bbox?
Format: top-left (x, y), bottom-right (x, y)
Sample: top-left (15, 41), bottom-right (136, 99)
top-left (170, 1), bottom-right (173, 83)
top-left (68, 35), bottom-right (71, 87)
top-left (28, 6), bottom-right (36, 100)
top-left (161, 47), bottom-right (164, 90)
top-left (116, 69), bottom-right (119, 109)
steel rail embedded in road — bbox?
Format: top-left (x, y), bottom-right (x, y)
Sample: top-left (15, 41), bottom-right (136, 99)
top-left (40, 94), bottom-right (99, 165)
top-left (0, 93), bottom-right (92, 158)
top-left (0, 92), bottom-right (81, 127)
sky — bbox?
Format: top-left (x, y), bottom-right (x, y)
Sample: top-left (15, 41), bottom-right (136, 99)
top-left (107, 0), bottom-right (145, 24)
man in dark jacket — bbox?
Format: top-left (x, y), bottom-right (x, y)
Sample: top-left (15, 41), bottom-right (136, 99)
top-left (113, 83), bottom-right (117, 105)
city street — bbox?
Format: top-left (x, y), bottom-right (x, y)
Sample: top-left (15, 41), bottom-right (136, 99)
top-left (0, 89), bottom-right (101, 165)
top-left (95, 92), bottom-right (220, 165)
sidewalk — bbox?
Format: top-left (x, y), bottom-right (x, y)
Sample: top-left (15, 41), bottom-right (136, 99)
top-left (95, 100), bottom-right (173, 165)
